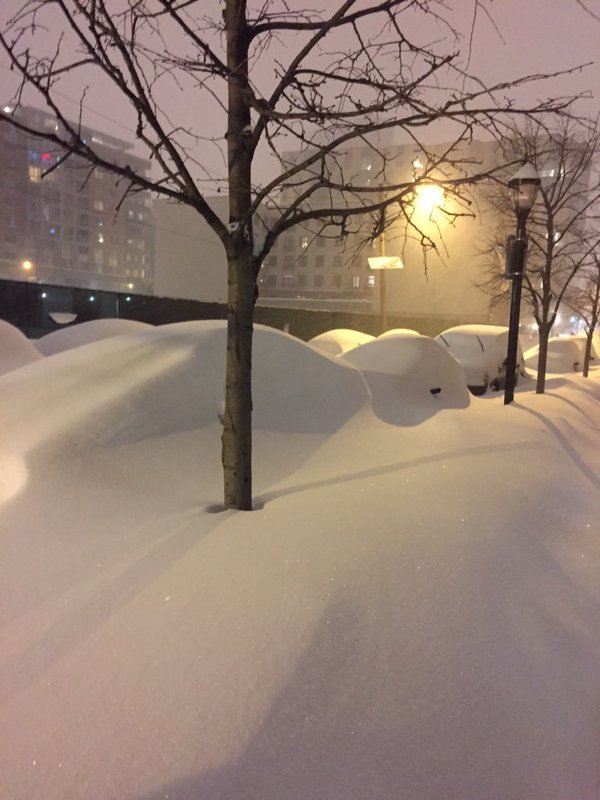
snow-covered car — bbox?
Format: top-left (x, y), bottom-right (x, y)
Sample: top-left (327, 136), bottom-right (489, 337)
top-left (308, 328), bottom-right (374, 357)
top-left (435, 324), bottom-right (525, 395)
top-left (341, 331), bottom-right (469, 424)
top-left (524, 336), bottom-right (583, 373)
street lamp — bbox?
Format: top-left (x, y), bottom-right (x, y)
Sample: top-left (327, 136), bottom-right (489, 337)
top-left (503, 162), bottom-right (540, 405)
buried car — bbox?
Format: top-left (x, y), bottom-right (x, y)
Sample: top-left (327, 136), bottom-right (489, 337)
top-left (435, 324), bottom-right (526, 395)
top-left (341, 332), bottom-right (469, 425)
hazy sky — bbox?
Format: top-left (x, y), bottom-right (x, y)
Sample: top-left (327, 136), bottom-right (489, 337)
top-left (1, 0), bottom-right (599, 185)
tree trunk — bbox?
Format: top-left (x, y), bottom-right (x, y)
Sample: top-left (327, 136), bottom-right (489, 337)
top-left (222, 0), bottom-right (255, 510)
top-left (583, 330), bottom-right (593, 377)
top-left (536, 324), bottom-right (551, 394)
top-left (222, 249), bottom-right (256, 510)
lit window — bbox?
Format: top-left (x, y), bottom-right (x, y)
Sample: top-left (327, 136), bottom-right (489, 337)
top-left (94, 200), bottom-right (104, 211)
top-left (98, 232), bottom-right (104, 244)
top-left (367, 275), bottom-right (375, 287)
top-left (300, 236), bottom-right (309, 249)
top-left (28, 166), bottom-right (41, 183)
top-left (352, 276), bottom-right (360, 288)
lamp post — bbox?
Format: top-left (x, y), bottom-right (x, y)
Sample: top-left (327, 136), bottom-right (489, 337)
top-left (503, 163), bottom-right (540, 405)
top-left (368, 203), bottom-right (403, 334)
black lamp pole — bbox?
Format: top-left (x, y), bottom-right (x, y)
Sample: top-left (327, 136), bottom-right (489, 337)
top-left (504, 164), bottom-right (540, 405)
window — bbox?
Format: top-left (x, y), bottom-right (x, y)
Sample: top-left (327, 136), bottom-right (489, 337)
top-left (98, 232), bottom-right (104, 244)
top-left (315, 255), bottom-right (325, 269)
top-left (300, 235), bottom-right (309, 249)
top-left (352, 275), bottom-right (360, 288)
top-left (314, 274), bottom-right (324, 288)
top-left (297, 274), bottom-right (306, 288)
top-left (298, 255), bottom-right (308, 268)
top-left (316, 237), bottom-right (326, 249)
top-left (283, 237), bottom-right (294, 252)
top-left (94, 200), bottom-right (104, 211)
top-left (332, 275), bottom-right (342, 288)
top-left (28, 166), bottom-right (41, 183)
top-left (333, 255), bottom-right (343, 268)
top-left (266, 274), bottom-right (276, 287)
top-left (266, 256), bottom-right (277, 268)
top-left (282, 274), bottom-right (295, 287)
top-left (283, 255), bottom-right (295, 270)
top-left (367, 274), bottom-right (375, 287)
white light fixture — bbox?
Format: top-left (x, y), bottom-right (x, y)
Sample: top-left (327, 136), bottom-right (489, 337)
top-left (367, 256), bottom-right (404, 270)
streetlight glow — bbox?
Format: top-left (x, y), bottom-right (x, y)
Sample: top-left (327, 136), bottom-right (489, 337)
top-left (21, 260), bottom-right (33, 271)
top-left (415, 184), bottom-right (445, 215)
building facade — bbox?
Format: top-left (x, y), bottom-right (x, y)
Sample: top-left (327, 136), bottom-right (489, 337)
top-left (0, 107), bottom-right (155, 294)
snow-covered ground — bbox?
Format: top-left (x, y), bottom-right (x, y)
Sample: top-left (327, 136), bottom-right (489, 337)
top-left (1, 319), bottom-right (600, 800)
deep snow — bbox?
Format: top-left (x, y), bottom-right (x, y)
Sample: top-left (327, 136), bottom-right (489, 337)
top-left (1, 319), bottom-right (600, 800)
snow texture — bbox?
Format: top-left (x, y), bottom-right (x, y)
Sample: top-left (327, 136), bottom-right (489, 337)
top-left (1, 318), bottom-right (600, 800)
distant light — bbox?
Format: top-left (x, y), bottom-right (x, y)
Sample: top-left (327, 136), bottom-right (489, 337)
top-left (41, 292), bottom-right (47, 299)
top-left (21, 260), bottom-right (33, 271)
top-left (125, 296), bottom-right (131, 302)
top-left (127, 282), bottom-right (134, 290)
top-left (412, 158), bottom-right (423, 170)
top-left (89, 295), bottom-right (95, 302)
top-left (570, 316), bottom-right (577, 323)
top-left (3, 105), bottom-right (13, 113)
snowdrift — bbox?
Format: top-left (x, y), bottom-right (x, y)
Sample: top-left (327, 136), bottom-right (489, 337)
top-left (1, 317), bottom-right (600, 800)
top-left (35, 317), bottom-right (153, 356)
top-left (0, 318), bottom-right (43, 376)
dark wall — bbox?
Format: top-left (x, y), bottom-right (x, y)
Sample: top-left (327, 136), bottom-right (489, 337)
top-left (0, 279), bottom-right (480, 341)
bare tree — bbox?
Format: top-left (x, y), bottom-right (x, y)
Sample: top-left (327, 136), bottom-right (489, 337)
top-left (565, 251), bottom-right (600, 376)
top-left (0, 0), bottom-right (583, 508)
top-left (479, 118), bottom-right (600, 393)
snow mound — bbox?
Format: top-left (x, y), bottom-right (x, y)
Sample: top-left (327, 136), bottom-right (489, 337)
top-left (342, 333), bottom-right (469, 424)
top-left (35, 317), bottom-right (153, 356)
top-left (1, 321), bottom-right (370, 455)
top-left (435, 324), bottom-right (525, 394)
top-left (377, 328), bottom-right (420, 338)
top-left (308, 328), bottom-right (374, 356)
top-left (0, 319), bottom-right (43, 376)
top-left (524, 337), bottom-right (582, 373)
top-left (565, 333), bottom-right (598, 364)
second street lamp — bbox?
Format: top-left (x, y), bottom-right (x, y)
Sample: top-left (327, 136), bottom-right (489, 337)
top-left (503, 163), bottom-right (541, 405)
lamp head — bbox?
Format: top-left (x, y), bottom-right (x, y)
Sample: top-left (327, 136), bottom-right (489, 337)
top-left (508, 162), bottom-right (540, 218)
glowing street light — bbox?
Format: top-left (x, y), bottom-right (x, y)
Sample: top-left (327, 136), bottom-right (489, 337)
top-left (414, 183), bottom-right (445, 216)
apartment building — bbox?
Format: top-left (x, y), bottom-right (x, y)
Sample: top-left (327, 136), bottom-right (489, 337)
top-left (0, 106), bottom-right (155, 294)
